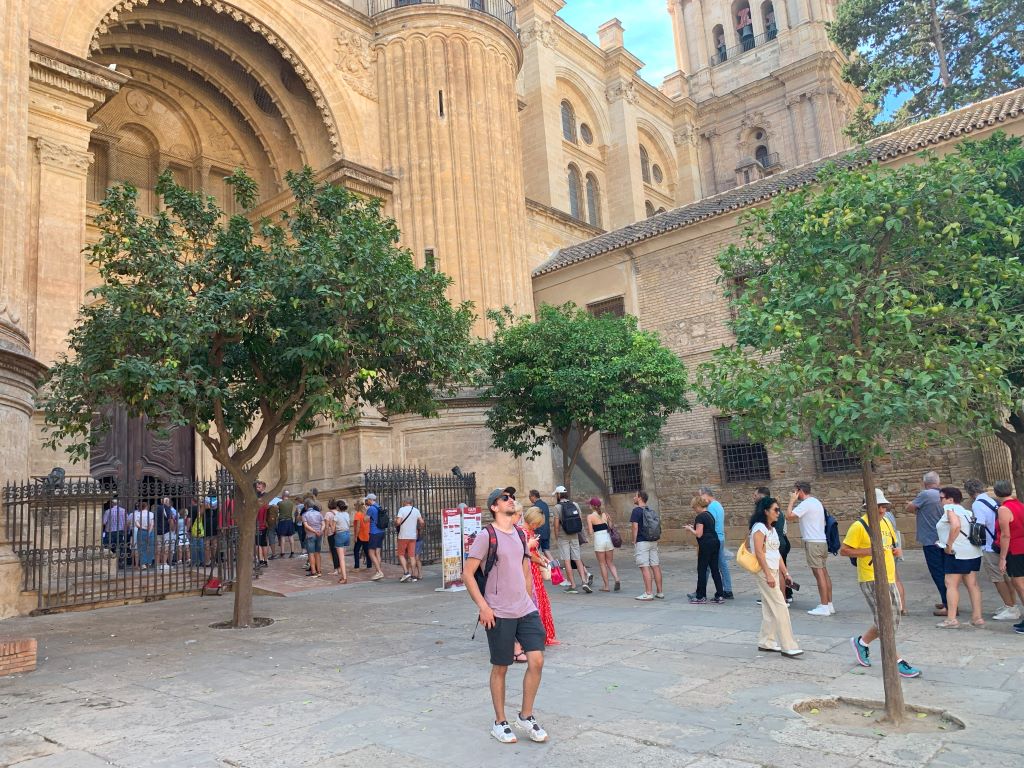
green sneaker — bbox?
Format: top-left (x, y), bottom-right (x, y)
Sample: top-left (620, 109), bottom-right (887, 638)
top-left (850, 636), bottom-right (871, 667)
top-left (897, 659), bottom-right (921, 678)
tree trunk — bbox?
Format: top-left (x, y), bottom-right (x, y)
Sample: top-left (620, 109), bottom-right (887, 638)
top-left (861, 458), bottom-right (906, 724)
top-left (231, 488), bottom-right (255, 627)
top-left (559, 430), bottom-right (572, 495)
top-left (995, 422), bottom-right (1024, 499)
top-left (927, 0), bottom-right (952, 87)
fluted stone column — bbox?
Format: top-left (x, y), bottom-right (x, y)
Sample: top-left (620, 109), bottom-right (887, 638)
top-left (374, 4), bottom-right (530, 337)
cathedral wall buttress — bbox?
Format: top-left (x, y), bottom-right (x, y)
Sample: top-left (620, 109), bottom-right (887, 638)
top-left (375, 6), bottom-right (530, 337)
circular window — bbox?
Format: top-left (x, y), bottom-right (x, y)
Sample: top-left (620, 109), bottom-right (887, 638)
top-left (755, 130), bottom-right (765, 140)
top-left (580, 123), bottom-right (594, 145)
top-left (652, 164), bottom-right (664, 184)
top-left (252, 84), bottom-right (281, 117)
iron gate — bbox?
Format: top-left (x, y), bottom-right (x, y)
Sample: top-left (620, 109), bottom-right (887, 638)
top-left (2, 476), bottom-right (238, 613)
top-left (362, 466), bottom-right (476, 565)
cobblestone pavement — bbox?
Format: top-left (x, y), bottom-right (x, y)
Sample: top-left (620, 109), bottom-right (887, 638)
top-left (1, 548), bottom-right (1022, 767)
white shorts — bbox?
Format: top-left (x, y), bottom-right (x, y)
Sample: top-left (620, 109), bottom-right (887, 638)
top-left (635, 540), bottom-right (660, 567)
top-left (593, 530), bottom-right (613, 552)
top-left (559, 538), bottom-right (582, 562)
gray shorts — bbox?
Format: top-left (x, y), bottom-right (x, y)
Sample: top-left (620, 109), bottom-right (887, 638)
top-left (635, 540), bottom-right (660, 567)
top-left (559, 537), bottom-right (582, 563)
top-left (860, 581), bottom-right (901, 634)
top-left (485, 612), bottom-right (545, 666)
top-left (983, 551), bottom-right (1007, 582)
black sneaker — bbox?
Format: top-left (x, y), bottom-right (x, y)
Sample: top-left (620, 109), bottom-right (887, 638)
top-left (689, 596), bottom-right (707, 605)
top-left (288, 552), bottom-right (295, 559)
top-left (712, 596), bottom-right (725, 604)
top-left (723, 591), bottom-right (735, 600)
top-left (1014, 620), bottom-right (1024, 634)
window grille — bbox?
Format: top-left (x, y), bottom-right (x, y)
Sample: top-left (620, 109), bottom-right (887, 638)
top-left (601, 433), bottom-right (642, 494)
top-left (716, 417), bottom-right (770, 482)
top-left (586, 296), bottom-right (625, 318)
top-left (560, 100), bottom-right (577, 143)
top-left (817, 439), bottom-right (861, 474)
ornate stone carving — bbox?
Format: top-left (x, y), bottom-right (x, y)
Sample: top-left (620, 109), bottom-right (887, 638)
top-left (520, 20), bottom-right (557, 49)
top-left (674, 126), bottom-right (698, 147)
top-left (92, 0), bottom-right (343, 160)
top-left (334, 30), bottom-right (376, 100)
top-left (125, 88), bottom-right (152, 116)
top-left (606, 81), bottom-right (639, 106)
top-left (35, 138), bottom-right (92, 173)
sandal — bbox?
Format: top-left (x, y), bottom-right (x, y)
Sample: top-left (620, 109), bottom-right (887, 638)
top-left (338, 577), bottom-right (347, 584)
top-left (514, 652), bottom-right (528, 664)
top-left (970, 618), bottom-right (985, 627)
top-left (599, 587), bottom-right (610, 592)
top-left (936, 619), bottom-right (960, 629)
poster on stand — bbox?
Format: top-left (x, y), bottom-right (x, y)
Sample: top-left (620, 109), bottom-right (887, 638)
top-left (461, 507), bottom-right (482, 569)
top-left (438, 508), bottom-right (466, 591)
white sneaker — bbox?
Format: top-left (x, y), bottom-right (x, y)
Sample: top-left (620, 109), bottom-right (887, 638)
top-left (993, 605), bottom-right (1022, 621)
top-left (400, 573), bottom-right (411, 583)
top-left (828, 603), bottom-right (836, 615)
top-left (490, 721), bottom-right (517, 744)
top-left (654, 592), bottom-right (666, 599)
top-left (514, 714), bottom-right (548, 742)
top-left (807, 605), bottom-right (831, 616)
top-left (635, 593), bottom-right (654, 601)
top-left (370, 571), bottom-right (384, 581)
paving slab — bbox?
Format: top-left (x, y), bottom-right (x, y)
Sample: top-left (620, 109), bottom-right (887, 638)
top-left (1, 547), bottom-right (1022, 767)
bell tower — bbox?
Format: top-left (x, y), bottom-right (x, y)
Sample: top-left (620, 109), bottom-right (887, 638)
top-left (667, 0), bottom-right (859, 194)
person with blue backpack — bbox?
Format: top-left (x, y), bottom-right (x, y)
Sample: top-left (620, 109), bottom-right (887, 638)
top-left (786, 481), bottom-right (835, 616)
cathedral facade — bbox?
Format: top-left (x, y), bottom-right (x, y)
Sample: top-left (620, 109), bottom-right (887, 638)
top-left (0, 0), bottom-right (859, 503)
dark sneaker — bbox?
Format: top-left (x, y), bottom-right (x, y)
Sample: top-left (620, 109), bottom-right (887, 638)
top-left (1014, 620), bottom-right (1024, 634)
top-left (723, 591), bottom-right (735, 600)
top-left (712, 596), bottom-right (725, 604)
top-left (580, 583), bottom-right (593, 594)
top-left (514, 714), bottom-right (548, 743)
top-left (850, 636), bottom-right (871, 667)
top-left (689, 596), bottom-right (707, 605)
top-left (564, 586), bottom-right (578, 594)
top-left (686, 593), bottom-right (698, 600)
top-left (587, 573), bottom-right (594, 587)
top-left (897, 659), bottom-right (921, 678)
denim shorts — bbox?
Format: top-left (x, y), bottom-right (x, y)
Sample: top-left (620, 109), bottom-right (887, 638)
top-left (368, 532), bottom-right (385, 550)
top-left (305, 535), bottom-right (321, 554)
top-left (335, 531), bottom-right (351, 548)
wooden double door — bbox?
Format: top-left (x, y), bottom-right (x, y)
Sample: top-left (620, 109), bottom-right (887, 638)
top-left (89, 407), bottom-right (195, 488)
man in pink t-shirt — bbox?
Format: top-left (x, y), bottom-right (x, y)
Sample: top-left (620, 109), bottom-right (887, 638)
top-left (464, 488), bottom-right (549, 745)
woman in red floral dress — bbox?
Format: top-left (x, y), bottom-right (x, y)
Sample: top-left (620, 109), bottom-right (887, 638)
top-left (524, 507), bottom-right (559, 645)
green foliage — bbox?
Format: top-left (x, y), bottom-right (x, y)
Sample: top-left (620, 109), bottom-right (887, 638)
top-left (481, 304), bottom-right (689, 482)
top-left (830, 0), bottom-right (1024, 140)
top-left (40, 167), bottom-right (475, 480)
top-left (697, 137), bottom-right (1024, 460)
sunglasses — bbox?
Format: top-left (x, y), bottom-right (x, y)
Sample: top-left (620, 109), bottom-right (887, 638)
top-left (498, 493), bottom-right (514, 502)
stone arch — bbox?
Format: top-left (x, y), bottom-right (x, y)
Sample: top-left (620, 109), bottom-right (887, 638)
top-left (636, 119), bottom-right (676, 188)
top-left (42, 0), bottom-right (353, 161)
top-left (554, 68), bottom-right (611, 146)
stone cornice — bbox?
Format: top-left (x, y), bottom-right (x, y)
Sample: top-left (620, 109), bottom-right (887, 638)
top-left (29, 39), bottom-right (126, 105)
top-left (526, 198), bottom-right (604, 236)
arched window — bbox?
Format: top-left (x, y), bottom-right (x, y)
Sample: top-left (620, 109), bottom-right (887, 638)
top-left (645, 200), bottom-right (656, 218)
top-left (762, 1), bottom-right (778, 39)
top-left (585, 173), bottom-right (601, 227)
top-left (561, 100), bottom-right (577, 143)
top-left (733, 1), bottom-right (755, 50)
top-left (568, 164), bottom-right (583, 219)
top-left (712, 24), bottom-right (727, 63)
top-left (755, 144), bottom-right (770, 166)
top-left (640, 145), bottom-right (651, 184)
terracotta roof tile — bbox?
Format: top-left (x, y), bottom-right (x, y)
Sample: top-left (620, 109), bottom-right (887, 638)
top-left (533, 88), bottom-right (1024, 277)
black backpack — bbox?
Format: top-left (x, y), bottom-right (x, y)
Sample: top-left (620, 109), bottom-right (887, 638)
top-left (473, 524), bottom-right (528, 595)
top-left (376, 506), bottom-right (390, 530)
top-left (560, 501), bottom-right (583, 534)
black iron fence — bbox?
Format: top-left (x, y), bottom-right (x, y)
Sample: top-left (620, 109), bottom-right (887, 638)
top-left (2, 476), bottom-right (238, 613)
top-left (367, 0), bottom-right (516, 31)
top-left (363, 466), bottom-right (476, 565)
top-left (711, 27), bottom-right (778, 66)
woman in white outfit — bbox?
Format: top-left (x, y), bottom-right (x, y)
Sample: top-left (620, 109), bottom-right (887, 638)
top-left (587, 497), bottom-right (620, 592)
top-left (750, 497), bottom-right (802, 656)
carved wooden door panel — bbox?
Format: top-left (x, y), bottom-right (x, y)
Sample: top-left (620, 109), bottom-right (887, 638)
top-left (90, 407), bottom-right (195, 487)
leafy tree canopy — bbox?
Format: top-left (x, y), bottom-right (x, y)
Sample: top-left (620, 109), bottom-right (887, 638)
top-left (830, 0), bottom-right (1024, 140)
top-left (698, 138), bottom-right (1024, 460)
top-left (481, 304), bottom-right (689, 488)
top-left (40, 168), bottom-right (475, 624)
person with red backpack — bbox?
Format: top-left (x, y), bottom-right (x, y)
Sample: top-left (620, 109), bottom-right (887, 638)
top-left (992, 480), bottom-right (1024, 635)
top-left (463, 488), bottom-right (548, 745)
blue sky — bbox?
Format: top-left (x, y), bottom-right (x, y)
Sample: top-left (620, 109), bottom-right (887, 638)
top-left (558, 1), bottom-right (678, 86)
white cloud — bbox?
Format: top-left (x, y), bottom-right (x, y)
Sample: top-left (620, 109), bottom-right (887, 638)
top-left (556, 1), bottom-right (678, 86)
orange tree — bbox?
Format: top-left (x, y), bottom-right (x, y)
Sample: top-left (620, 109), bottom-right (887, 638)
top-left (698, 138), bottom-right (1024, 722)
top-left (40, 168), bottom-right (475, 627)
